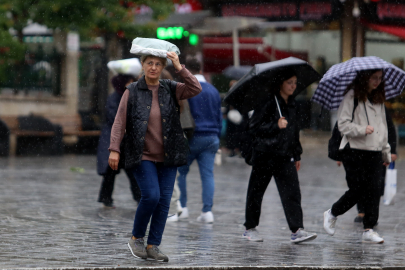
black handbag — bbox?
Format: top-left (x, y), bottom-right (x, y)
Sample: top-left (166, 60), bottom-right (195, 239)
top-left (328, 98), bottom-right (358, 161)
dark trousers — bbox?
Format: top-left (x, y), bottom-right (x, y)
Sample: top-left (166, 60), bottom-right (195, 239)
top-left (130, 161), bottom-right (177, 246)
top-left (332, 149), bottom-right (382, 229)
top-left (98, 166), bottom-right (141, 204)
top-left (357, 166), bottom-right (386, 214)
top-left (244, 157), bottom-right (303, 233)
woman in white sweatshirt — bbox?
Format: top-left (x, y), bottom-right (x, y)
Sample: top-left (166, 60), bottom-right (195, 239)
top-left (323, 69), bottom-right (391, 244)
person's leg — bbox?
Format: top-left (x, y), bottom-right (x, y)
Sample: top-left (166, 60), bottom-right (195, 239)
top-left (362, 152), bottom-right (383, 229)
top-left (124, 169), bottom-right (141, 203)
top-left (273, 158), bottom-right (303, 233)
top-left (168, 179), bottom-right (180, 216)
top-left (244, 163), bottom-right (273, 230)
top-left (177, 139), bottom-right (197, 208)
top-left (196, 136), bottom-right (220, 212)
top-left (130, 161), bottom-right (161, 239)
top-left (147, 164), bottom-right (177, 246)
top-left (98, 166), bottom-right (117, 205)
top-left (331, 149), bottom-right (365, 217)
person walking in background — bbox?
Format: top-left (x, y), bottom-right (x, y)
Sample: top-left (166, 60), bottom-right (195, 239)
top-left (177, 59), bottom-right (222, 223)
top-left (97, 74), bottom-right (141, 208)
top-left (242, 69), bottom-right (317, 243)
top-left (324, 69), bottom-right (391, 244)
top-left (336, 107), bottom-right (397, 224)
top-left (108, 52), bottom-right (201, 262)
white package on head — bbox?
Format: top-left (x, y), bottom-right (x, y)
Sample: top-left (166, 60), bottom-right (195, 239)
top-left (107, 58), bottom-right (142, 77)
top-left (130, 37), bottom-right (180, 58)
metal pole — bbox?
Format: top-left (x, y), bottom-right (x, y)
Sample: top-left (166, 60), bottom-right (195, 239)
top-left (232, 28), bottom-right (240, 67)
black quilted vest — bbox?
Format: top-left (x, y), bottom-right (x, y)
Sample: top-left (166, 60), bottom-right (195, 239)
top-left (123, 76), bottom-right (189, 169)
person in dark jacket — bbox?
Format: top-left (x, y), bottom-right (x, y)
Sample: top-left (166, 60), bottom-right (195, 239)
top-left (337, 107), bottom-right (397, 223)
top-left (108, 52), bottom-right (202, 262)
top-left (242, 69), bottom-right (317, 244)
top-left (97, 74), bottom-right (141, 208)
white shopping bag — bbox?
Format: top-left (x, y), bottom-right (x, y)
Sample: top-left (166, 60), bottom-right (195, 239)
top-left (383, 163), bottom-right (397, 205)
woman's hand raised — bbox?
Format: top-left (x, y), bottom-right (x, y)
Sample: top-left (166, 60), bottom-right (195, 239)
top-left (167, 52), bottom-right (182, 71)
top-left (278, 117), bottom-right (288, 129)
top-left (108, 151), bottom-right (120, 171)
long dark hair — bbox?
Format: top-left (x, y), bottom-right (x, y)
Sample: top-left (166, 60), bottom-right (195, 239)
top-left (344, 69), bottom-right (385, 104)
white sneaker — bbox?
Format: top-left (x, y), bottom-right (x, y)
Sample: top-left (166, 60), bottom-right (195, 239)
top-left (178, 207), bottom-right (189, 219)
top-left (291, 228), bottom-right (317, 243)
top-left (242, 228), bottom-right (263, 242)
top-left (196, 211), bottom-right (214, 223)
top-left (176, 201), bottom-right (183, 214)
top-left (323, 209), bottom-right (337, 236)
top-left (362, 229), bottom-right (384, 243)
top-left (166, 214), bottom-right (178, 222)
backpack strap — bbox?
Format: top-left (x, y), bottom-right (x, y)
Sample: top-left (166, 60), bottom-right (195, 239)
top-left (351, 98), bottom-right (358, 122)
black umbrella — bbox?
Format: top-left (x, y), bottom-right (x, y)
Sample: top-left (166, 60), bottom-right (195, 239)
top-left (223, 65), bottom-right (253, 80)
top-left (224, 57), bottom-right (321, 114)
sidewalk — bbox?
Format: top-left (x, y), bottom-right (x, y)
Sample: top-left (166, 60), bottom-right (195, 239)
top-left (0, 135), bottom-right (404, 269)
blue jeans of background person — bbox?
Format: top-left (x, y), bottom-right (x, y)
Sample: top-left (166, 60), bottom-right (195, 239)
top-left (178, 135), bottom-right (220, 213)
top-left (130, 161), bottom-right (177, 246)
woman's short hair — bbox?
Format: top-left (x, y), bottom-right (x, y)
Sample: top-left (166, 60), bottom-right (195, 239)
top-left (345, 69), bottom-right (385, 104)
top-left (140, 55), bottom-right (167, 67)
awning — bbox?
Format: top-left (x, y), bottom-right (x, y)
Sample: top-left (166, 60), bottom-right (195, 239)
top-left (203, 37), bottom-right (308, 73)
top-left (191, 16), bottom-right (264, 35)
top-left (158, 10), bottom-right (211, 28)
top-left (362, 20), bottom-right (405, 40)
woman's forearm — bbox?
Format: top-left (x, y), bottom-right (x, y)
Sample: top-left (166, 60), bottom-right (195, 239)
top-left (175, 66), bottom-right (202, 100)
top-left (109, 90), bottom-right (129, 153)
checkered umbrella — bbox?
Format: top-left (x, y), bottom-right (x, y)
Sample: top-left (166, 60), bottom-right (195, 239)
top-left (311, 56), bottom-right (405, 110)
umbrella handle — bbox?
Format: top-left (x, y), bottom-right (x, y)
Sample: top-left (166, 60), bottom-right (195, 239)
top-left (275, 95), bottom-right (283, 118)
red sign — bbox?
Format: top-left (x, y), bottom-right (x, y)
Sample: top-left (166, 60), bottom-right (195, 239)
top-left (377, 3), bottom-right (405, 20)
top-left (300, 2), bottom-right (332, 20)
top-left (222, 3), bottom-right (297, 18)
top-left (202, 37), bottom-right (308, 73)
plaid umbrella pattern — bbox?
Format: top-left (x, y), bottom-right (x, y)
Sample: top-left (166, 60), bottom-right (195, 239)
top-left (311, 56), bottom-right (405, 110)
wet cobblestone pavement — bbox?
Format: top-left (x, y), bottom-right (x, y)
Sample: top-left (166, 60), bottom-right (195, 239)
top-left (1, 133), bottom-right (405, 269)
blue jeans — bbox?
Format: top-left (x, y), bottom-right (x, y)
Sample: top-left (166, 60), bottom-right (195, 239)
top-left (130, 161), bottom-right (177, 245)
top-left (178, 136), bottom-right (219, 212)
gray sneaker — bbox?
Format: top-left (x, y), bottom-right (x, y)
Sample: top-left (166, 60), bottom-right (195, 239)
top-left (146, 245), bottom-right (169, 262)
top-left (242, 228), bottom-right (264, 242)
top-left (291, 228), bottom-right (317, 244)
top-left (128, 237), bottom-right (147, 259)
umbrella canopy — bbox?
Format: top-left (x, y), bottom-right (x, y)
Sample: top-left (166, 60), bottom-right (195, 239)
top-left (312, 56), bottom-right (405, 111)
top-left (223, 65), bottom-right (253, 80)
top-left (224, 57), bottom-right (321, 114)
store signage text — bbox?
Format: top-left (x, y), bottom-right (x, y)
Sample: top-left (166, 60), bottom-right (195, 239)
top-left (157, 27), bottom-right (199, 45)
top-left (377, 3), bottom-right (405, 20)
top-left (222, 2), bottom-right (335, 21)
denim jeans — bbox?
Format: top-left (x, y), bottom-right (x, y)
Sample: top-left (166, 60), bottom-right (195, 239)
top-left (177, 135), bottom-right (220, 212)
top-left (130, 161), bottom-right (177, 245)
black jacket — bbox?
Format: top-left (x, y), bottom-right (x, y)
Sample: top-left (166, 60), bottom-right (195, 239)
top-left (97, 92), bottom-right (123, 175)
top-left (123, 76), bottom-right (189, 169)
top-left (386, 107), bottom-right (397, 155)
top-left (250, 94), bottom-right (303, 165)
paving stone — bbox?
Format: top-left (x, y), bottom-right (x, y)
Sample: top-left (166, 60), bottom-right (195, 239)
top-left (0, 134), bottom-right (404, 269)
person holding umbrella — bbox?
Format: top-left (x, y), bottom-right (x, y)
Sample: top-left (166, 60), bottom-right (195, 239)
top-left (108, 38), bottom-right (202, 261)
top-left (323, 69), bottom-right (391, 243)
top-left (312, 56), bottom-right (405, 243)
top-left (241, 68), bottom-right (317, 243)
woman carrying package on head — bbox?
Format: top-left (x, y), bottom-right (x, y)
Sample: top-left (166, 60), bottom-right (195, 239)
top-left (108, 40), bottom-right (201, 262)
top-left (97, 59), bottom-right (142, 208)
